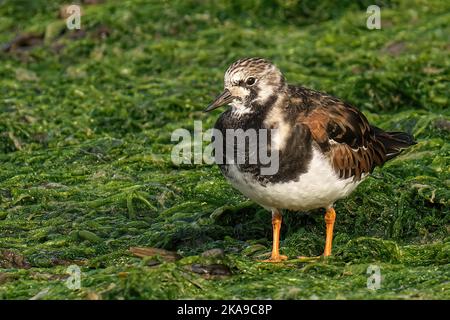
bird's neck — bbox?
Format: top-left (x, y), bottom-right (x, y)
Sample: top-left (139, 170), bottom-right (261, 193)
top-left (230, 90), bottom-right (288, 124)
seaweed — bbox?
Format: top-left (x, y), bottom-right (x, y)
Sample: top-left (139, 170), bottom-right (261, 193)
top-left (0, 0), bottom-right (448, 299)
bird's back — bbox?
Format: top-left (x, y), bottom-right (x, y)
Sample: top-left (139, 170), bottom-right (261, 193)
top-left (289, 85), bottom-right (416, 180)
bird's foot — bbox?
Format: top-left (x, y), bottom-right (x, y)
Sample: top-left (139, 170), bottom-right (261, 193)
top-left (259, 254), bottom-right (288, 263)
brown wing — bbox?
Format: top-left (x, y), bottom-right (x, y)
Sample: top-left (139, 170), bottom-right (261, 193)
top-left (295, 89), bottom-right (387, 180)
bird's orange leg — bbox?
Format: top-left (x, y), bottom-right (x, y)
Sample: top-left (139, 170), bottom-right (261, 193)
top-left (323, 207), bottom-right (336, 257)
top-left (261, 209), bottom-right (288, 262)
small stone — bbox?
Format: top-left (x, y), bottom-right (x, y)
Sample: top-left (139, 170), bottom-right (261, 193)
top-left (201, 248), bottom-right (224, 258)
top-left (207, 264), bottom-right (232, 276)
top-left (129, 247), bottom-right (181, 262)
top-left (435, 119), bottom-right (450, 132)
top-left (191, 264), bottom-right (208, 274)
top-left (191, 264), bottom-right (231, 276)
top-left (0, 250), bottom-right (31, 269)
top-left (0, 273), bottom-right (15, 285)
top-left (87, 292), bottom-right (101, 300)
top-left (382, 41), bottom-right (405, 56)
top-left (145, 259), bottom-right (161, 267)
top-left (15, 68), bottom-right (38, 81)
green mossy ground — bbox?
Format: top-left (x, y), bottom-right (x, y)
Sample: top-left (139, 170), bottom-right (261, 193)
top-left (0, 0), bottom-right (449, 299)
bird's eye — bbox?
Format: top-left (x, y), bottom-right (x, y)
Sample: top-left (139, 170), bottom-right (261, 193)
top-left (245, 77), bottom-right (256, 86)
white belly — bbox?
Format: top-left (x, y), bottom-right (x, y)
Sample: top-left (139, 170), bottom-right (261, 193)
top-left (225, 149), bottom-right (365, 211)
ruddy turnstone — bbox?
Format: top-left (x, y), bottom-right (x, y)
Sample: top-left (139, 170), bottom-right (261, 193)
top-left (204, 57), bottom-right (416, 262)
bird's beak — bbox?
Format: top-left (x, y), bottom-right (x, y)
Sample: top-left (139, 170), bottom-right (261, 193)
top-left (204, 89), bottom-right (234, 112)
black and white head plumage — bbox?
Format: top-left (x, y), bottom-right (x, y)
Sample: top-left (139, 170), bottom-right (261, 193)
top-left (223, 58), bottom-right (287, 113)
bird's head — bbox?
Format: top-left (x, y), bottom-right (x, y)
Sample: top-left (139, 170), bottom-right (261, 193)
top-left (205, 57), bottom-right (287, 114)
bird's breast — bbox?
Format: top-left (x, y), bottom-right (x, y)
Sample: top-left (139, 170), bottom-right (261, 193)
top-left (221, 148), bottom-right (364, 211)
top-left (214, 110), bottom-right (314, 185)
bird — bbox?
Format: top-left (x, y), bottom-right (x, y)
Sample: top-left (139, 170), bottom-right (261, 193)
top-left (204, 57), bottom-right (416, 262)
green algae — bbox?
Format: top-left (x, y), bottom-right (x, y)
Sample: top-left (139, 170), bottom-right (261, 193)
top-left (0, 0), bottom-right (449, 299)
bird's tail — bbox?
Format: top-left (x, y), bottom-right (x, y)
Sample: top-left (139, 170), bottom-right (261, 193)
top-left (372, 126), bottom-right (417, 160)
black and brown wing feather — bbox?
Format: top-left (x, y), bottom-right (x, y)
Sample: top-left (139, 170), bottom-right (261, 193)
top-left (292, 86), bottom-right (416, 181)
